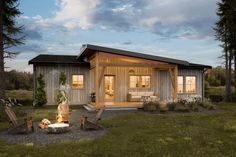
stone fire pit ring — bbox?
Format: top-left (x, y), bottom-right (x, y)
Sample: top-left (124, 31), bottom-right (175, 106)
top-left (47, 123), bottom-right (70, 134)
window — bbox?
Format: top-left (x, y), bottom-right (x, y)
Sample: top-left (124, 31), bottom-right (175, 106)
top-left (129, 76), bottom-right (150, 88)
top-left (185, 76), bottom-right (196, 93)
top-left (72, 75), bottom-right (84, 89)
top-left (178, 76), bottom-right (184, 93)
top-left (141, 76), bottom-right (150, 88)
top-left (130, 76), bottom-right (139, 88)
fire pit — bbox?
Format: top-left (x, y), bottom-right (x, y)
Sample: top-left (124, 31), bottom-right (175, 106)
top-left (47, 123), bottom-right (70, 134)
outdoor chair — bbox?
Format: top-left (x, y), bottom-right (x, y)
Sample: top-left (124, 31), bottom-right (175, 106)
top-left (80, 107), bottom-right (104, 130)
top-left (4, 106), bottom-right (34, 134)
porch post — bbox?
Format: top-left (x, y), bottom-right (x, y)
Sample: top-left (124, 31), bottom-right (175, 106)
top-left (169, 66), bottom-right (178, 101)
top-left (95, 52), bottom-right (99, 108)
top-left (173, 65), bottom-right (178, 101)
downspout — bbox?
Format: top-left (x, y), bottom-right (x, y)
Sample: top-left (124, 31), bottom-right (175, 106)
top-left (202, 68), bottom-right (208, 102)
top-left (33, 64), bottom-right (36, 105)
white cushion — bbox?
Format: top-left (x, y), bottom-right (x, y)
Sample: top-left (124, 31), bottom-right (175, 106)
top-left (150, 96), bottom-right (157, 98)
top-left (129, 92), bottom-right (137, 96)
top-left (146, 92), bottom-right (154, 96)
top-left (132, 96), bottom-right (142, 99)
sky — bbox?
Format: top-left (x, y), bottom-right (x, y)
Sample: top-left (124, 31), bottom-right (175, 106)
top-left (6, 0), bottom-right (222, 72)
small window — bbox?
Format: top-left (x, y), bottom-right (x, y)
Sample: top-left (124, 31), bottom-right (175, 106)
top-left (141, 76), bottom-right (150, 88)
top-left (129, 75), bottom-right (150, 88)
top-left (185, 76), bottom-right (196, 93)
top-left (72, 75), bottom-right (84, 89)
top-left (178, 76), bottom-right (184, 93)
top-left (130, 76), bottom-right (139, 88)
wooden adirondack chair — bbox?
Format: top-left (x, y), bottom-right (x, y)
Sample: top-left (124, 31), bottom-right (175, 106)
top-left (4, 106), bottom-right (34, 134)
top-left (80, 107), bottom-right (104, 130)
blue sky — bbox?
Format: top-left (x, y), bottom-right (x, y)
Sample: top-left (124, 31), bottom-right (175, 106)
top-left (6, 0), bottom-right (221, 72)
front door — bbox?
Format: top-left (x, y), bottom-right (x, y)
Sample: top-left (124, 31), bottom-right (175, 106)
top-left (104, 76), bottom-right (115, 102)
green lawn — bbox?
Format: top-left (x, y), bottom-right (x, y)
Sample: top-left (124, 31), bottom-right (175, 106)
top-left (6, 90), bottom-right (33, 106)
top-left (1, 103), bottom-right (236, 157)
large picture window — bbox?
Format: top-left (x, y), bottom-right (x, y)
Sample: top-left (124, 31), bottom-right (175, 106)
top-left (185, 76), bottom-right (196, 93)
top-left (178, 76), bottom-right (184, 93)
top-left (72, 75), bottom-right (84, 89)
top-left (129, 75), bottom-right (150, 88)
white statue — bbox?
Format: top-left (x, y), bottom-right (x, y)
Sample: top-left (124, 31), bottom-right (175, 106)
top-left (57, 84), bottom-right (70, 123)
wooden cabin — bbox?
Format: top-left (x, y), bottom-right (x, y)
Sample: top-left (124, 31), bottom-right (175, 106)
top-left (29, 44), bottom-right (211, 109)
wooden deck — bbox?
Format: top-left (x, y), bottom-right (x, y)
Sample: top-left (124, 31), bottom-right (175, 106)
top-left (90, 102), bottom-right (143, 109)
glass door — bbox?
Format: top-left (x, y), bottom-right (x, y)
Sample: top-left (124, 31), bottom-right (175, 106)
top-left (104, 76), bottom-right (115, 102)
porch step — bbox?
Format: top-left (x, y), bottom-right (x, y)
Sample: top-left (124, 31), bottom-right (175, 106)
top-left (104, 107), bottom-right (138, 111)
top-left (83, 104), bottom-right (140, 112)
top-left (83, 104), bottom-right (96, 112)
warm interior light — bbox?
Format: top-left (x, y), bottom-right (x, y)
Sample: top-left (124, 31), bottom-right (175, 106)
top-left (120, 58), bottom-right (139, 63)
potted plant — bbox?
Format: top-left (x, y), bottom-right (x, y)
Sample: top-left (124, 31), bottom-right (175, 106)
top-left (90, 92), bottom-right (95, 102)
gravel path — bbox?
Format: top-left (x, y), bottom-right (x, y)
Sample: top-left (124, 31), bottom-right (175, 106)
top-left (0, 108), bottom-right (136, 145)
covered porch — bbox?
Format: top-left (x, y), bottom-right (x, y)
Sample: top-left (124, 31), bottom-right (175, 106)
top-left (89, 51), bottom-right (179, 109)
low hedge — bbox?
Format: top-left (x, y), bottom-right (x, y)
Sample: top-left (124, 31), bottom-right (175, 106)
top-left (208, 95), bottom-right (224, 102)
top-left (143, 101), bottom-right (160, 112)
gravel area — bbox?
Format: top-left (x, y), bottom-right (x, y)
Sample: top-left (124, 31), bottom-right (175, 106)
top-left (0, 108), bottom-right (136, 145)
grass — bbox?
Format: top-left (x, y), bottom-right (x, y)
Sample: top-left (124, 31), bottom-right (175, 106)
top-left (1, 103), bottom-right (236, 156)
top-left (6, 90), bottom-right (33, 101)
top-left (6, 90), bottom-right (33, 106)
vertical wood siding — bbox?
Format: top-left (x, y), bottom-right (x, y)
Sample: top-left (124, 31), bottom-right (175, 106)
top-left (159, 71), bottom-right (173, 101)
top-left (159, 69), bottom-right (203, 101)
top-left (35, 64), bottom-right (90, 105)
top-left (90, 67), bottom-right (158, 102)
top-left (177, 69), bottom-right (203, 99)
top-left (35, 63), bottom-right (204, 105)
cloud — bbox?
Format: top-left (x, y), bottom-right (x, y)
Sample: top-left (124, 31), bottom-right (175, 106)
top-left (123, 41), bottom-right (132, 45)
top-left (54, 0), bottom-right (101, 30)
top-left (24, 29), bottom-right (42, 40)
top-left (12, 43), bottom-right (48, 54)
top-left (49, 0), bottom-right (218, 39)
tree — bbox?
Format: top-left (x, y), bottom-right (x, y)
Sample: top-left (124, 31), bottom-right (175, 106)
top-left (35, 73), bottom-right (47, 107)
top-left (0, 0), bottom-right (24, 104)
top-left (215, 0), bottom-right (236, 101)
top-left (56, 72), bottom-right (66, 104)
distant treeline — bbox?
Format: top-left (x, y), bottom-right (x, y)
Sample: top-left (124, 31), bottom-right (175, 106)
top-left (5, 70), bottom-right (33, 90)
top-left (205, 66), bottom-right (226, 87)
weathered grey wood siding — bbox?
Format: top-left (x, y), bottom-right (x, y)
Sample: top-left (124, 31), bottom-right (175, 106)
top-left (35, 64), bottom-right (90, 105)
top-left (159, 69), bottom-right (203, 101)
top-left (177, 69), bottom-right (203, 98)
top-left (159, 71), bottom-right (173, 101)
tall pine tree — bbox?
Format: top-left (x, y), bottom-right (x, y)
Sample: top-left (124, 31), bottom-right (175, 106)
top-left (0, 0), bottom-right (24, 104)
top-left (215, 0), bottom-right (236, 101)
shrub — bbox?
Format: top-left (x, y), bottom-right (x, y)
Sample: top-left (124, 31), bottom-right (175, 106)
top-left (209, 94), bottom-right (223, 102)
top-left (186, 102), bottom-right (199, 112)
top-left (175, 104), bottom-right (189, 112)
top-left (160, 106), bottom-right (168, 113)
top-left (143, 101), bottom-right (160, 112)
top-left (199, 99), bottom-right (215, 110)
top-left (167, 102), bottom-right (177, 111)
top-left (35, 73), bottom-right (47, 107)
top-left (177, 95), bottom-right (201, 111)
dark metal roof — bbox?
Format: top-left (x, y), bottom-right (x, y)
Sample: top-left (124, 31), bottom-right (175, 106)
top-left (78, 44), bottom-right (190, 65)
top-left (28, 54), bottom-right (89, 66)
top-left (28, 44), bottom-right (212, 69)
top-left (179, 63), bottom-right (212, 70)
top-left (78, 44), bottom-right (211, 69)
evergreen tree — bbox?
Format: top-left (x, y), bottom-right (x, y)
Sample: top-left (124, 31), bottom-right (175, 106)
top-left (56, 72), bottom-right (67, 104)
top-left (215, 0), bottom-right (236, 101)
top-left (35, 73), bottom-right (47, 106)
top-left (0, 0), bottom-right (24, 104)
